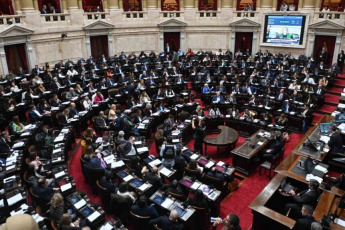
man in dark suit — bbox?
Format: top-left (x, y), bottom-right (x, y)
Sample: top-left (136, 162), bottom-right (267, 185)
top-left (262, 131), bottom-right (285, 160)
top-left (327, 126), bottom-right (343, 158)
top-left (84, 154), bottom-right (105, 170)
top-left (292, 205), bottom-right (315, 230)
top-left (69, 103), bottom-right (79, 118)
top-left (302, 104), bottom-right (313, 133)
top-left (206, 167), bottom-right (225, 180)
top-left (149, 210), bottom-right (183, 230)
top-left (0, 131), bottom-right (11, 155)
top-left (99, 171), bottom-right (118, 193)
top-left (94, 111), bottom-right (109, 129)
top-left (164, 43), bottom-right (171, 55)
top-left (58, 109), bottom-right (70, 126)
top-left (51, 77), bottom-right (62, 91)
top-left (131, 195), bottom-right (159, 218)
top-left (51, 94), bottom-right (61, 107)
top-left (163, 180), bottom-right (185, 197)
top-left (285, 180), bottom-right (320, 217)
top-left (277, 89), bottom-right (288, 101)
top-left (29, 105), bottom-right (43, 120)
top-left (33, 178), bottom-right (59, 204)
top-left (212, 92), bottom-right (224, 103)
top-left (142, 166), bottom-right (162, 189)
top-left (282, 100), bottom-right (295, 113)
top-left (216, 82), bottom-right (227, 94)
top-left (106, 77), bottom-right (116, 87)
top-left (174, 75), bottom-right (184, 84)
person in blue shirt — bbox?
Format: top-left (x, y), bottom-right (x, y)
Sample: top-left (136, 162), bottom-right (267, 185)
top-left (212, 92), bottom-right (224, 102)
top-left (202, 83), bottom-right (212, 94)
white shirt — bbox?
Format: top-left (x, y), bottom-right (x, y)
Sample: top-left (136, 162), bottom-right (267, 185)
top-left (67, 69), bottom-right (78, 77)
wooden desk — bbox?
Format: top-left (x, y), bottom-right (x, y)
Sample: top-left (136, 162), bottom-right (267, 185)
top-left (231, 129), bottom-right (270, 176)
top-left (249, 174), bottom-right (296, 230)
top-left (292, 115), bottom-right (333, 162)
top-left (203, 125), bottom-right (239, 155)
top-left (314, 189), bottom-right (345, 230)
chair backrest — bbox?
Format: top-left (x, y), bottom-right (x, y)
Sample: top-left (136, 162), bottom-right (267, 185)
top-left (167, 191), bottom-right (185, 201)
top-left (190, 206), bottom-right (210, 230)
top-left (153, 224), bottom-right (163, 230)
top-left (51, 220), bottom-right (59, 230)
top-left (129, 211), bottom-right (151, 230)
top-left (184, 167), bottom-right (199, 178)
top-left (96, 180), bottom-right (111, 212)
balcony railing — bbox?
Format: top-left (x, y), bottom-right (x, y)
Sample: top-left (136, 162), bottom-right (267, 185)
top-left (160, 11), bottom-right (182, 18)
top-left (234, 11), bottom-right (258, 18)
top-left (313, 12), bottom-right (344, 20)
top-left (41, 13), bottom-right (69, 22)
top-left (197, 11), bottom-right (219, 18)
top-left (0, 15), bottom-right (25, 25)
top-left (123, 11), bottom-right (147, 19)
top-left (84, 12), bottom-right (109, 20)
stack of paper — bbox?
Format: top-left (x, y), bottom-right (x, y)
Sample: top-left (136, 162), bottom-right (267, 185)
top-left (306, 174), bottom-right (323, 183)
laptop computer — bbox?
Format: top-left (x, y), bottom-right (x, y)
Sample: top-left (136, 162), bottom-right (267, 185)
top-left (280, 177), bottom-right (294, 193)
top-left (335, 113), bottom-right (345, 123)
top-left (320, 122), bottom-right (332, 134)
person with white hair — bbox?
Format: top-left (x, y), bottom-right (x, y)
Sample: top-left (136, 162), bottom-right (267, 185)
top-left (149, 209), bottom-right (182, 230)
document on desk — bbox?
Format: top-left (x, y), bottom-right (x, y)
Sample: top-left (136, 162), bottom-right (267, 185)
top-left (55, 171), bottom-right (66, 179)
top-left (32, 213), bottom-right (44, 223)
top-left (190, 154), bottom-right (199, 160)
top-left (134, 141), bottom-right (142, 145)
top-left (160, 167), bottom-right (172, 177)
top-left (6, 165), bottom-right (15, 171)
top-left (257, 141), bottom-right (264, 146)
top-left (61, 183), bottom-right (72, 192)
top-left (138, 183), bottom-right (150, 191)
top-left (7, 193), bottom-right (23, 206)
top-left (191, 182), bottom-right (201, 190)
top-left (87, 211), bottom-right (101, 222)
top-left (217, 161), bottom-right (225, 166)
top-left (123, 175), bottom-right (134, 182)
top-left (334, 218), bottom-right (345, 227)
top-left (54, 136), bottom-right (64, 142)
top-left (205, 161), bottom-right (215, 168)
top-left (306, 174), bottom-right (323, 183)
top-left (12, 142), bottom-right (24, 149)
top-left (53, 148), bottom-right (62, 154)
top-left (148, 159), bottom-right (161, 167)
top-left (74, 199), bottom-right (86, 209)
top-left (138, 124), bottom-right (146, 129)
top-left (137, 147), bottom-right (149, 153)
top-left (320, 135), bottom-right (330, 143)
top-left (314, 165), bottom-right (328, 173)
top-left (104, 155), bottom-right (115, 164)
top-left (161, 198), bottom-right (174, 209)
top-left (111, 161), bottom-right (125, 169)
top-left (100, 223), bottom-right (113, 230)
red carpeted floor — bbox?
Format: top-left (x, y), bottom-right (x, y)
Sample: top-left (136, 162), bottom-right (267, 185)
top-left (69, 131), bottom-right (305, 230)
top-left (328, 87), bottom-right (343, 93)
top-left (319, 104), bottom-right (337, 113)
top-left (334, 79), bottom-right (345, 87)
top-left (324, 93), bottom-right (340, 104)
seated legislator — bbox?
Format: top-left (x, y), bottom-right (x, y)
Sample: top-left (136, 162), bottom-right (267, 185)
top-left (187, 190), bottom-right (209, 210)
top-left (325, 173), bottom-right (345, 190)
top-left (326, 126), bottom-right (343, 160)
top-left (192, 105), bottom-right (205, 117)
top-left (142, 166), bottom-right (163, 189)
top-left (212, 213), bottom-right (241, 230)
top-left (99, 170), bottom-right (118, 193)
top-left (212, 92), bottom-right (224, 103)
top-left (131, 195), bottom-right (159, 219)
top-left (285, 180), bottom-right (320, 217)
top-left (0, 131), bottom-right (12, 155)
top-left (33, 178), bottom-right (60, 205)
top-left (149, 210), bottom-right (183, 230)
top-left (261, 131), bottom-right (285, 160)
top-left (292, 205), bottom-right (315, 230)
top-left (202, 83), bottom-right (212, 94)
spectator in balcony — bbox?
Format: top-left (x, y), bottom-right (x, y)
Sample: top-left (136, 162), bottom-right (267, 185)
top-left (94, 6), bottom-right (103, 12)
top-left (288, 3), bottom-right (295, 11)
top-left (41, 5), bottom-right (48, 14)
top-left (280, 2), bottom-right (288, 11)
top-left (50, 6), bottom-right (60, 14)
top-left (244, 4), bottom-right (253, 11)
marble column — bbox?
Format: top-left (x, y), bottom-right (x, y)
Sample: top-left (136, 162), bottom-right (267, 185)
top-left (14, 0), bottom-right (22, 13)
top-left (0, 45), bottom-right (9, 75)
top-left (194, 0), bottom-right (198, 9)
top-left (142, 0), bottom-right (147, 9)
top-left (109, 0), bottom-right (119, 9)
top-left (221, 0), bottom-right (231, 8)
top-left (232, 0), bottom-right (236, 10)
top-left (20, 0), bottom-right (34, 11)
top-left (78, 0), bottom-right (83, 9)
top-left (303, 0), bottom-right (315, 9)
top-left (33, 0), bottom-right (38, 10)
top-left (103, 0), bottom-right (108, 9)
top-left (68, 0), bottom-right (79, 10)
top-left (184, 0), bottom-right (194, 8)
top-left (260, 0), bottom-right (273, 8)
top-left (147, 0), bottom-right (157, 9)
top-left (61, 0), bottom-right (67, 11)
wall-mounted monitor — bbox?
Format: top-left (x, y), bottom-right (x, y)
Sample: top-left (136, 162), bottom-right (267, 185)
top-left (263, 15), bottom-right (306, 46)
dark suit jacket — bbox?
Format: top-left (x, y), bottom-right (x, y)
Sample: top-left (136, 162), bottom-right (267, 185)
top-left (303, 109), bottom-right (313, 126)
top-left (33, 185), bottom-right (54, 204)
top-left (292, 216), bottom-right (315, 230)
top-left (58, 114), bottom-right (69, 126)
top-left (149, 216), bottom-right (182, 230)
top-left (0, 138), bottom-right (11, 154)
top-left (328, 132), bottom-right (343, 154)
top-left (143, 172), bottom-right (162, 189)
top-left (99, 176), bottom-right (117, 192)
top-left (131, 205), bottom-right (159, 218)
top-left (292, 189), bottom-right (319, 206)
top-left (94, 116), bottom-right (107, 128)
top-left (51, 82), bottom-right (60, 91)
top-left (29, 110), bottom-right (41, 120)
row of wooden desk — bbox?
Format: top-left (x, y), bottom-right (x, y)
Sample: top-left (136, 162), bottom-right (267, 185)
top-left (249, 115), bottom-right (345, 230)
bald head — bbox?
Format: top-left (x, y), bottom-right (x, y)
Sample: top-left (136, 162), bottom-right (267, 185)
top-left (169, 210), bottom-right (179, 222)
